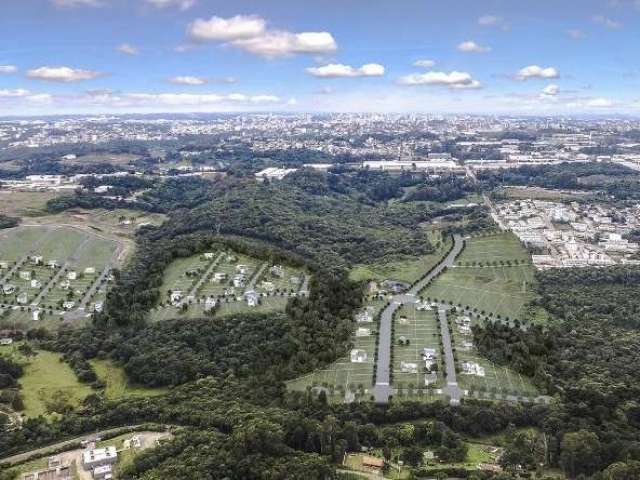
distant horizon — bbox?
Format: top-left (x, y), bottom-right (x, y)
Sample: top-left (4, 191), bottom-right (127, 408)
top-left (2, 0), bottom-right (640, 116)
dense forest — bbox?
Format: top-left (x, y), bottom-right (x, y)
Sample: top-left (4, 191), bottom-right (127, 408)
top-left (472, 266), bottom-right (640, 478)
top-left (0, 215), bottom-right (19, 230)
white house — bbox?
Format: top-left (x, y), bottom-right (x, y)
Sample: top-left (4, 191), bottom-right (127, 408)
top-left (63, 301), bottom-right (75, 310)
top-left (170, 291), bottom-right (183, 305)
top-left (82, 446), bottom-right (117, 470)
top-left (203, 252), bottom-right (215, 259)
top-left (355, 327), bottom-right (371, 337)
top-left (32, 309), bottom-right (41, 321)
top-left (205, 297), bottom-right (217, 311)
top-left (31, 255), bottom-right (43, 265)
top-left (2, 284), bottom-right (15, 295)
top-left (17, 292), bottom-right (28, 304)
top-left (30, 279), bottom-right (42, 289)
top-left (236, 264), bottom-right (248, 275)
top-left (212, 272), bottom-right (227, 282)
top-left (19, 271), bottom-right (31, 281)
top-left (67, 271), bottom-right (78, 281)
top-left (245, 290), bottom-right (259, 307)
top-left (93, 301), bottom-right (104, 313)
top-left (84, 267), bottom-right (96, 275)
top-left (0, 261), bottom-right (8, 269)
top-left (270, 265), bottom-right (284, 278)
top-left (350, 349), bottom-right (368, 363)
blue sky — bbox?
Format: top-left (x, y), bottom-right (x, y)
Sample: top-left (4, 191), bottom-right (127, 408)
top-left (1, 0), bottom-right (639, 115)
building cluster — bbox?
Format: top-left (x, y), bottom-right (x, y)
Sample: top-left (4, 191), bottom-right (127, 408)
top-left (495, 199), bottom-right (640, 269)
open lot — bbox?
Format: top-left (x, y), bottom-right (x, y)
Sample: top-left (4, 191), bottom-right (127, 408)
top-left (456, 232), bottom-right (530, 265)
top-left (421, 266), bottom-right (537, 322)
top-left (0, 190), bottom-right (66, 217)
top-left (287, 300), bottom-right (386, 402)
top-left (13, 348), bottom-right (94, 418)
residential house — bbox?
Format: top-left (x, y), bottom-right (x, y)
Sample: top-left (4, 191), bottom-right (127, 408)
top-left (3, 284), bottom-right (16, 295)
top-left (62, 301), bottom-right (75, 310)
top-left (245, 290), bottom-right (259, 307)
top-left (170, 291), bottom-right (183, 305)
top-left (32, 309), bottom-right (41, 321)
top-left (67, 271), bottom-right (77, 281)
top-left (235, 264), bottom-right (248, 275)
top-left (92, 465), bottom-right (113, 480)
top-left (204, 297), bottom-right (217, 311)
top-left (17, 292), bottom-right (28, 305)
top-left (356, 327), bottom-right (371, 337)
top-left (31, 255), bottom-right (43, 265)
top-left (84, 267), bottom-right (96, 275)
top-left (350, 349), bottom-right (368, 363)
top-left (82, 446), bottom-right (117, 470)
top-left (30, 279), bottom-right (42, 289)
top-left (19, 271), bottom-right (31, 281)
top-left (270, 265), bottom-right (284, 278)
top-left (203, 252), bottom-right (215, 259)
top-left (212, 272), bottom-right (227, 282)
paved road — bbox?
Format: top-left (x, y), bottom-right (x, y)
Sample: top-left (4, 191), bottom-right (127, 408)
top-left (373, 234), bottom-right (464, 404)
top-left (438, 308), bottom-right (464, 404)
top-left (245, 261), bottom-right (268, 292)
top-left (180, 252), bottom-right (224, 304)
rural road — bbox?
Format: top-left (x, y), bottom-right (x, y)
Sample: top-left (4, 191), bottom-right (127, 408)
top-left (373, 234), bottom-right (464, 404)
top-left (0, 425), bottom-right (164, 466)
top-left (182, 252), bottom-right (224, 304)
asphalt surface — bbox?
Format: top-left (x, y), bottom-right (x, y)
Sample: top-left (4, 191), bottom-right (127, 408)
top-left (373, 234), bottom-right (464, 404)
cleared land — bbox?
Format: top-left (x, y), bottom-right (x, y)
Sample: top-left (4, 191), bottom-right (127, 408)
top-left (15, 349), bottom-right (93, 417)
top-left (0, 190), bottom-right (65, 217)
top-left (287, 300), bottom-right (387, 402)
top-left (350, 230), bottom-right (451, 283)
top-left (422, 233), bottom-right (540, 322)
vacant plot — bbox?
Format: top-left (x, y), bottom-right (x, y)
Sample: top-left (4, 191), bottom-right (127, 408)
top-left (0, 190), bottom-right (64, 217)
top-left (422, 266), bottom-right (536, 321)
top-left (287, 299), bottom-right (386, 402)
top-left (91, 359), bottom-right (167, 400)
top-left (350, 230), bottom-right (451, 283)
top-left (16, 349), bottom-right (93, 417)
top-left (457, 232), bottom-right (530, 265)
top-left (449, 314), bottom-right (539, 399)
top-left (392, 304), bottom-right (443, 392)
top-left (61, 152), bottom-right (139, 167)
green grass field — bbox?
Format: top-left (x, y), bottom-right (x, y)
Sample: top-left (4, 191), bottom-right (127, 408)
top-left (350, 230), bottom-right (451, 283)
top-left (91, 359), bottom-right (167, 400)
top-left (14, 349), bottom-right (93, 417)
top-left (456, 232), bottom-right (530, 265)
top-left (422, 266), bottom-right (536, 321)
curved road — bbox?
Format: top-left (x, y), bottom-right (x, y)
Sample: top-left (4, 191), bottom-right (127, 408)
top-left (373, 234), bottom-right (464, 404)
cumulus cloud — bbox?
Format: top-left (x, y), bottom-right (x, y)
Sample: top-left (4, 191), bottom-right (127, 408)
top-left (188, 15), bottom-right (266, 42)
top-left (593, 15), bottom-right (622, 29)
top-left (27, 66), bottom-right (105, 82)
top-left (116, 43), bottom-right (139, 55)
top-left (515, 65), bottom-right (559, 81)
top-left (0, 65), bottom-right (18, 74)
top-left (168, 75), bottom-right (208, 85)
top-left (187, 15), bottom-right (337, 58)
top-left (457, 41), bottom-right (491, 53)
top-left (306, 63), bottom-right (384, 78)
top-left (145, 0), bottom-right (195, 10)
top-left (121, 92), bottom-right (280, 106)
top-left (541, 84), bottom-right (560, 97)
top-left (51, 0), bottom-right (105, 7)
top-left (413, 59), bottom-right (435, 68)
top-left (397, 71), bottom-right (482, 89)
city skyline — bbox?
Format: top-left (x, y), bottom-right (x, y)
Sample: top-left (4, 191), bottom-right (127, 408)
top-left (1, 0), bottom-right (640, 115)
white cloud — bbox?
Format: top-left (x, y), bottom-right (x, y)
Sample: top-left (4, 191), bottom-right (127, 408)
top-left (541, 84), bottom-right (560, 97)
top-left (567, 29), bottom-right (586, 40)
top-left (478, 15), bottom-right (502, 27)
top-left (145, 0), bottom-right (195, 10)
top-left (232, 31), bottom-right (337, 58)
top-left (168, 75), bottom-right (208, 85)
top-left (116, 43), bottom-right (139, 56)
top-left (397, 71), bottom-right (482, 89)
top-left (306, 63), bottom-right (384, 78)
top-left (187, 15), bottom-right (337, 58)
top-left (413, 59), bottom-right (435, 68)
top-left (593, 15), bottom-right (622, 29)
top-left (457, 41), bottom-right (491, 53)
top-left (0, 89), bottom-right (30, 97)
top-left (188, 15), bottom-right (267, 42)
top-left (51, 0), bottom-right (105, 7)
top-left (0, 65), bottom-right (18, 74)
top-left (515, 65), bottom-right (559, 81)
top-left (585, 97), bottom-right (614, 107)
top-left (27, 66), bottom-right (104, 82)
top-left (122, 92), bottom-right (280, 106)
